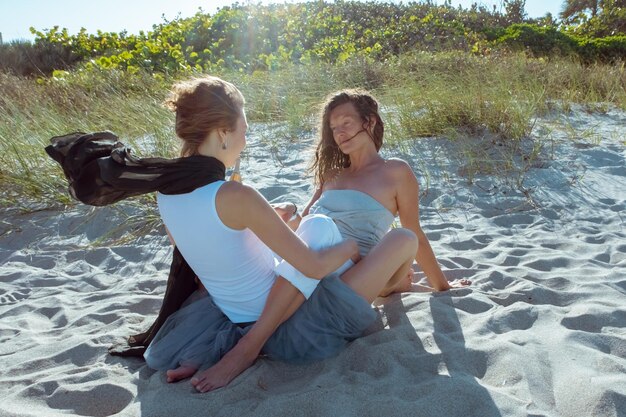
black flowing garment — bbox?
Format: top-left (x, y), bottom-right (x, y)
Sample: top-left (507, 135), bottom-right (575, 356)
top-left (45, 131), bottom-right (226, 356)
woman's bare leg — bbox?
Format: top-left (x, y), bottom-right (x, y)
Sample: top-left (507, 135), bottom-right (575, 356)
top-left (190, 277), bottom-right (304, 393)
top-left (192, 228), bottom-right (416, 391)
top-left (378, 266), bottom-right (414, 297)
top-left (340, 228), bottom-right (418, 303)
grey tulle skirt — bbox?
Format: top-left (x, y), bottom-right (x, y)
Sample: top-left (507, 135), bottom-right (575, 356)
top-left (144, 274), bottom-right (377, 370)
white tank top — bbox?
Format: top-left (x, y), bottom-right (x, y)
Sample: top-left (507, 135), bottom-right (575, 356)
top-left (157, 181), bottom-right (276, 323)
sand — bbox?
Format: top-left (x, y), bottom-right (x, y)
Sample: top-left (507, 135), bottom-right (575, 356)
top-left (1, 105), bottom-right (625, 417)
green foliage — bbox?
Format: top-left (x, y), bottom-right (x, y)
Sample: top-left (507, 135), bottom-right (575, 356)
top-left (560, 0), bottom-right (602, 23)
top-left (14, 1), bottom-right (526, 75)
top-left (0, 1), bottom-right (620, 76)
top-left (561, 0), bottom-right (626, 37)
top-left (493, 23), bottom-right (626, 62)
top-left (494, 23), bottom-right (579, 56)
top-left (576, 35), bottom-right (626, 61)
top-left (503, 0), bottom-right (527, 24)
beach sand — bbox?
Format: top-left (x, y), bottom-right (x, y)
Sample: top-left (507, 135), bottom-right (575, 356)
top-left (1, 106), bottom-right (625, 416)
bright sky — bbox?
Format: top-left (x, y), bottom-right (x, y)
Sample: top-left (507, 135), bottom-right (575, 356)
top-left (0, 0), bottom-right (563, 43)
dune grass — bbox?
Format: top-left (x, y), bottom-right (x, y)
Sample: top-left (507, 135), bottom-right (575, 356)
top-left (0, 70), bottom-right (175, 209)
top-left (0, 52), bottom-right (624, 210)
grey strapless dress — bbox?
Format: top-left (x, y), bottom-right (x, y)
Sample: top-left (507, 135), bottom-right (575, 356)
top-left (309, 189), bottom-right (395, 256)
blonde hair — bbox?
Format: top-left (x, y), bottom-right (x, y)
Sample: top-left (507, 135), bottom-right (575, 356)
top-left (164, 76), bottom-right (245, 157)
top-left (309, 89), bottom-right (384, 186)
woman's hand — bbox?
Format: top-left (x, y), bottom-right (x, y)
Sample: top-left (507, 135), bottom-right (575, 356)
top-left (271, 202), bottom-right (301, 230)
top-left (221, 184), bottom-right (354, 279)
top-left (271, 202), bottom-right (297, 222)
top-left (346, 240), bottom-right (360, 264)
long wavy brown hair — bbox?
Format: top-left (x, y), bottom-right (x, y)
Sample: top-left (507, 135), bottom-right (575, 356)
top-left (164, 76), bottom-right (245, 157)
top-left (309, 89), bottom-right (384, 187)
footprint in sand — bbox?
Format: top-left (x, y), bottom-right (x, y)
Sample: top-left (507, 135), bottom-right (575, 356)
top-left (487, 305), bottom-right (539, 334)
top-left (447, 235), bottom-right (492, 250)
top-left (560, 310), bottom-right (626, 333)
top-left (486, 284), bottom-right (576, 308)
top-left (524, 256), bottom-right (572, 271)
top-left (0, 288), bottom-right (31, 305)
top-left (493, 213), bottom-right (534, 228)
top-left (45, 383), bottom-right (134, 417)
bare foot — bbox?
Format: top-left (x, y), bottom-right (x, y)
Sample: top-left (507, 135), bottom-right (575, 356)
top-left (190, 342), bottom-right (258, 393)
top-left (127, 332), bottom-right (149, 346)
top-left (379, 272), bottom-right (413, 297)
top-left (166, 365), bottom-right (197, 383)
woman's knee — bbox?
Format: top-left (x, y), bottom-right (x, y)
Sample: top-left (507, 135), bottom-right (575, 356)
top-left (386, 228), bottom-right (418, 254)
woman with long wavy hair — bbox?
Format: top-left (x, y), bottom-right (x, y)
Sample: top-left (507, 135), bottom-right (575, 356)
top-left (300, 89), bottom-right (471, 295)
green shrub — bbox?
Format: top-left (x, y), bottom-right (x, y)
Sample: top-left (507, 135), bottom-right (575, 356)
top-left (17, 1), bottom-right (520, 75)
top-left (3, 3), bottom-right (621, 77)
top-left (575, 35), bottom-right (626, 63)
top-left (493, 23), bottom-right (626, 63)
top-left (494, 23), bottom-right (578, 57)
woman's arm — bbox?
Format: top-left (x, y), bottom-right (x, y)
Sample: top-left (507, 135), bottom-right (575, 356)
top-left (302, 187), bottom-right (323, 217)
top-left (394, 161), bottom-right (452, 291)
top-left (217, 181), bottom-right (358, 279)
top-left (190, 182), bottom-right (356, 393)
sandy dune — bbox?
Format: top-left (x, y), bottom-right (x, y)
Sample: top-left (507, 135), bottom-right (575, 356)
top-left (1, 106), bottom-right (625, 416)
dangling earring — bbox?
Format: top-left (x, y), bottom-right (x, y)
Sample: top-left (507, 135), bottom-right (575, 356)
top-left (219, 130), bottom-right (228, 150)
